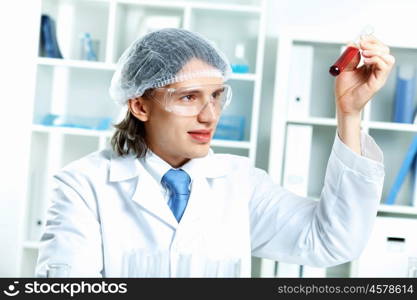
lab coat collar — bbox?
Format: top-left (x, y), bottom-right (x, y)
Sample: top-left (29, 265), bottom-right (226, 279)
top-left (109, 148), bottom-right (230, 182)
top-left (181, 148), bottom-right (229, 179)
top-left (109, 151), bottom-right (141, 182)
top-left (109, 148), bottom-right (229, 229)
top-left (140, 149), bottom-right (172, 184)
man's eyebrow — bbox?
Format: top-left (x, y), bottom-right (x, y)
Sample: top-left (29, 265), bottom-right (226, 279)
top-left (182, 88), bottom-right (203, 94)
top-left (178, 86), bottom-right (224, 94)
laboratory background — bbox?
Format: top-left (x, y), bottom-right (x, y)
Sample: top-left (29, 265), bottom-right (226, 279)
top-left (1, 0), bottom-right (417, 277)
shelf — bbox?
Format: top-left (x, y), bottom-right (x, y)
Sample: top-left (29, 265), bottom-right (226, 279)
top-left (32, 124), bottom-right (113, 138)
top-left (32, 125), bottom-right (250, 149)
top-left (281, 27), bottom-right (417, 50)
top-left (116, 0), bottom-right (187, 9)
top-left (37, 57), bottom-right (116, 71)
top-left (23, 241), bottom-right (40, 250)
top-left (367, 121), bottom-right (417, 133)
top-left (116, 0), bottom-right (261, 13)
top-left (189, 2), bottom-right (261, 13)
top-left (69, 0), bottom-right (111, 3)
top-left (286, 118), bottom-right (417, 132)
top-left (229, 73), bottom-right (257, 81)
top-left (211, 139), bottom-right (251, 149)
top-left (37, 58), bottom-right (258, 82)
top-left (378, 204), bottom-right (417, 216)
top-left (287, 117), bottom-right (337, 127)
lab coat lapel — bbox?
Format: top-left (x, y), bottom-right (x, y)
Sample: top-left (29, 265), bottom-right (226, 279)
top-left (132, 170), bottom-right (178, 229)
top-left (109, 151), bottom-right (178, 229)
top-left (109, 148), bottom-right (231, 230)
top-left (178, 151), bottom-right (230, 227)
top-left (179, 176), bottom-right (210, 226)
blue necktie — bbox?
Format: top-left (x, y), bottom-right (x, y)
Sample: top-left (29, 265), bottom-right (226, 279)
top-left (161, 169), bottom-right (191, 222)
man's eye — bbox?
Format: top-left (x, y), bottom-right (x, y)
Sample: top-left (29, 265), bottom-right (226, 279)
top-left (180, 95), bottom-right (196, 102)
top-left (212, 89), bottom-right (224, 99)
top-left (212, 92), bottom-right (221, 98)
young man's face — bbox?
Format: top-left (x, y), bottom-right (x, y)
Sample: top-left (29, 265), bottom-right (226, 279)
top-left (129, 60), bottom-right (225, 168)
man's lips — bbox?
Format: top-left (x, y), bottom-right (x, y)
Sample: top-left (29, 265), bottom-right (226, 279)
top-left (187, 129), bottom-right (213, 143)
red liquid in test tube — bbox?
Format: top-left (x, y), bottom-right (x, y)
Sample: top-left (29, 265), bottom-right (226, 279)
top-left (329, 25), bottom-right (374, 76)
top-left (329, 46), bottom-right (360, 76)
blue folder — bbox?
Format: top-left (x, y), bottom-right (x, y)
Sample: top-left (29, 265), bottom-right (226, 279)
top-left (393, 65), bottom-right (416, 123)
top-left (386, 135), bottom-right (417, 205)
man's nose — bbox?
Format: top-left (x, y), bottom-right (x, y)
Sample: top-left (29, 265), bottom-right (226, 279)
top-left (197, 100), bottom-right (217, 122)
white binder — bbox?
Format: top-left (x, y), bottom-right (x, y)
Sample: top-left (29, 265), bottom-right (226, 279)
top-left (280, 124), bottom-right (327, 277)
top-left (287, 45), bottom-right (314, 119)
top-left (282, 124), bottom-right (313, 197)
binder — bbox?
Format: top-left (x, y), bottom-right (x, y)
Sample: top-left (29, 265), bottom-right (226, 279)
top-left (287, 45), bottom-right (314, 119)
top-left (393, 65), bottom-right (416, 124)
top-left (282, 124), bottom-right (313, 197)
top-left (411, 155), bottom-right (417, 207)
top-left (385, 135), bottom-right (417, 205)
top-left (281, 124), bottom-right (326, 277)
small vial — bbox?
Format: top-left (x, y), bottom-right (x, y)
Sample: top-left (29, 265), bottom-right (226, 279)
top-left (329, 25), bottom-right (374, 76)
top-left (329, 46), bottom-right (360, 76)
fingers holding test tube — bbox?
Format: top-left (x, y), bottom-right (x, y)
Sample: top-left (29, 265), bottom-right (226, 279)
top-left (360, 36), bottom-right (395, 90)
top-left (333, 33), bottom-right (396, 117)
top-left (332, 29), bottom-right (395, 155)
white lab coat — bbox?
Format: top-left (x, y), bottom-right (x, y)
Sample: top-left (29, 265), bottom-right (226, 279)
top-left (36, 132), bottom-right (384, 277)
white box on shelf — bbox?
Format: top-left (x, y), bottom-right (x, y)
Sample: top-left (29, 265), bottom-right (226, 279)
top-left (287, 45), bottom-right (314, 119)
top-left (282, 124), bottom-right (313, 197)
top-left (354, 216), bottom-right (417, 277)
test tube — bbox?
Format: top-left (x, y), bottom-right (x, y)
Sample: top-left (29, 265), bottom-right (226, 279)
top-left (46, 263), bottom-right (71, 278)
top-left (329, 25), bottom-right (374, 76)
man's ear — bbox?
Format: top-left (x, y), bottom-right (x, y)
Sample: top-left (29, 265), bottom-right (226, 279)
top-left (128, 97), bottom-right (150, 122)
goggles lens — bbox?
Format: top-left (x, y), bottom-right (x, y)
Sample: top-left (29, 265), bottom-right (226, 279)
top-left (155, 84), bottom-right (232, 116)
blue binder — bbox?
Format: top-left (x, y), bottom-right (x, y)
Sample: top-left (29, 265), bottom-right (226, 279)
top-left (393, 65), bottom-right (416, 123)
top-left (385, 135), bottom-right (417, 205)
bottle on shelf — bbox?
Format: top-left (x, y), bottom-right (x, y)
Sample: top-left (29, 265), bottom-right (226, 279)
top-left (231, 43), bottom-right (249, 73)
top-left (39, 14), bottom-right (63, 59)
top-left (79, 32), bottom-right (99, 61)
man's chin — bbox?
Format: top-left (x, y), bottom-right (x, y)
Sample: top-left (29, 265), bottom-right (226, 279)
top-left (188, 145), bottom-right (210, 158)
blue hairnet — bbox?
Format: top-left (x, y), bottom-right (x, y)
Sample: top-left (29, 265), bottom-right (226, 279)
top-left (109, 28), bottom-right (232, 105)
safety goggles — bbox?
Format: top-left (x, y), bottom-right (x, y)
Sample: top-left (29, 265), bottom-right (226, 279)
top-left (151, 84), bottom-right (232, 117)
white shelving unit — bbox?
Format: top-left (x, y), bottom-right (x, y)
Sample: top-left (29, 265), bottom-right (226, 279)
top-left (267, 27), bottom-right (417, 277)
top-left (20, 0), bottom-right (267, 276)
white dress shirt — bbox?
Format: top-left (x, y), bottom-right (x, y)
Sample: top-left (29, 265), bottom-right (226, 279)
top-left (141, 150), bottom-right (196, 204)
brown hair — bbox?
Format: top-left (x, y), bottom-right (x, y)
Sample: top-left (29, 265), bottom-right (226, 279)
top-left (110, 89), bottom-right (154, 158)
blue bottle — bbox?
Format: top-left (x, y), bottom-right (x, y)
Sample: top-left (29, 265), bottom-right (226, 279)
top-left (80, 33), bottom-right (98, 61)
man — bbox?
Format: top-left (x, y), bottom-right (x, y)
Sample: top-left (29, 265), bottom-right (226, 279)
top-left (36, 28), bottom-right (394, 277)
